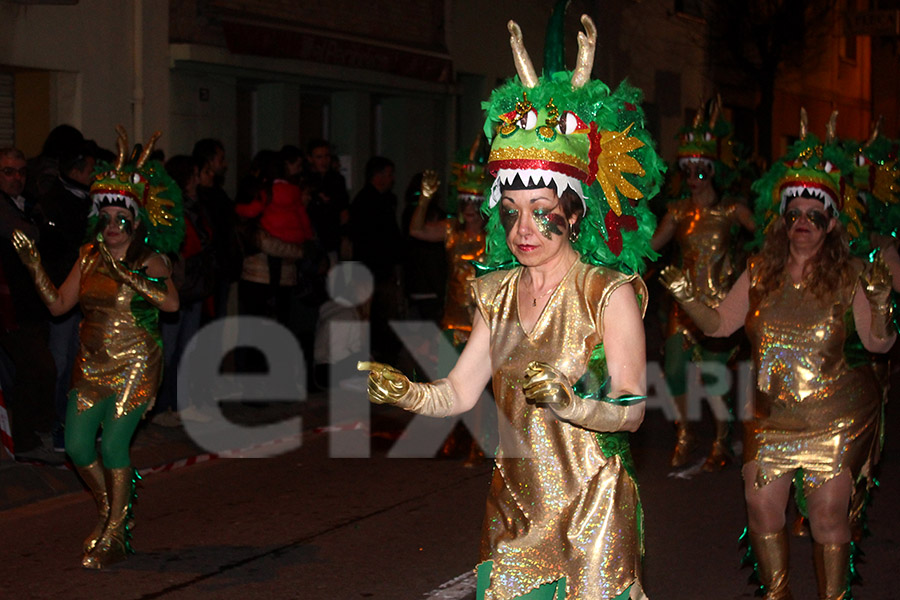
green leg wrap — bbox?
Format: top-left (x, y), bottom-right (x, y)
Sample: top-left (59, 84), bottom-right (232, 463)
top-left (99, 401), bottom-right (148, 469)
top-left (65, 393), bottom-right (107, 467)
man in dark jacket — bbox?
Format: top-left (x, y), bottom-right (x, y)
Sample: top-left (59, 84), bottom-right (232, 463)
top-left (37, 142), bottom-right (96, 450)
top-left (0, 147), bottom-right (56, 456)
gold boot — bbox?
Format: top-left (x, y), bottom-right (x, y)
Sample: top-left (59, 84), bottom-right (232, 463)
top-left (670, 422), bottom-right (695, 467)
top-left (813, 542), bottom-right (850, 600)
top-left (82, 467), bottom-right (134, 569)
top-left (76, 461), bottom-right (108, 554)
top-left (702, 419), bottom-right (733, 472)
top-left (748, 529), bottom-right (793, 599)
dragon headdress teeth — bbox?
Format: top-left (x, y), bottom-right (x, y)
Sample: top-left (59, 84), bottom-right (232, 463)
top-left (481, 10), bottom-right (664, 275)
top-left (752, 108), bottom-right (864, 241)
top-left (88, 126), bottom-right (185, 254)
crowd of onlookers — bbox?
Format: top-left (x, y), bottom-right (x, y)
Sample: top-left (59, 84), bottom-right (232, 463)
top-left (0, 125), bottom-right (452, 461)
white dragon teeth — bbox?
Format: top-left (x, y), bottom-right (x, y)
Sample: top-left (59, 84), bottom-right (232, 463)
top-left (490, 168), bottom-right (585, 210)
top-left (779, 184), bottom-right (838, 213)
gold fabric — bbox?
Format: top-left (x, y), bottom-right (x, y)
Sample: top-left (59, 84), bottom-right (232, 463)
top-left (472, 259), bottom-right (646, 600)
top-left (440, 223), bottom-right (485, 333)
top-left (71, 244), bottom-right (163, 418)
top-left (744, 260), bottom-right (881, 492)
top-left (665, 199), bottom-right (741, 338)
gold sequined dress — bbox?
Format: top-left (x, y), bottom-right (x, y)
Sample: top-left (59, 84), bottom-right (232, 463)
top-left (472, 259), bottom-right (647, 600)
top-left (70, 244), bottom-right (163, 418)
top-left (440, 224), bottom-right (485, 335)
top-left (666, 199), bottom-right (741, 339)
top-left (744, 261), bottom-right (881, 492)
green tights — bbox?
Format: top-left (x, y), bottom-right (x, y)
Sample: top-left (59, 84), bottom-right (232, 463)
top-left (65, 394), bottom-right (148, 468)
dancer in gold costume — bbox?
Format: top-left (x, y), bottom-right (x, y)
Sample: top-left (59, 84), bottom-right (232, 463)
top-left (361, 12), bottom-right (665, 599)
top-left (409, 153), bottom-right (489, 464)
top-left (13, 127), bottom-right (183, 569)
top-left (662, 111), bottom-right (893, 599)
top-left (651, 97), bottom-right (755, 470)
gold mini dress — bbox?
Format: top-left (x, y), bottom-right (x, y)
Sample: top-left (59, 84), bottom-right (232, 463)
top-left (666, 199), bottom-right (741, 339)
top-left (472, 259), bottom-right (647, 600)
top-left (70, 244), bottom-right (163, 418)
top-left (441, 224), bottom-right (485, 335)
top-left (744, 262), bottom-right (881, 492)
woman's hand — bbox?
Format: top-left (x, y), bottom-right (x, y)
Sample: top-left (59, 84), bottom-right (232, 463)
top-left (357, 361), bottom-right (410, 404)
top-left (96, 240), bottom-right (128, 281)
top-left (659, 265), bottom-right (695, 304)
top-left (420, 169), bottom-right (440, 200)
top-left (11, 229), bottom-right (40, 268)
top-left (523, 361), bottom-right (573, 410)
top-left (862, 251), bottom-right (893, 308)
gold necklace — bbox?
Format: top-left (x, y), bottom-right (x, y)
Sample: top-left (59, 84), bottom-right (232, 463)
top-left (531, 286), bottom-right (556, 306)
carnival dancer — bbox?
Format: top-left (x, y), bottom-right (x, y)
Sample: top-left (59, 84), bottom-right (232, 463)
top-left (408, 143), bottom-right (490, 463)
top-left (661, 110), bottom-right (894, 599)
top-left (12, 127), bottom-right (183, 569)
top-left (360, 13), bottom-right (664, 599)
top-left (650, 96), bottom-right (755, 470)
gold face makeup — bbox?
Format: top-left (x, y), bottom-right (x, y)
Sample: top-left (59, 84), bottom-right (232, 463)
top-left (500, 202), bottom-right (567, 240)
top-left (784, 207), bottom-right (829, 230)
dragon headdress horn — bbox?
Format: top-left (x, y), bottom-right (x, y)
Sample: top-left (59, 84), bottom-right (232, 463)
top-left (825, 110), bottom-right (839, 144)
top-left (864, 115), bottom-right (884, 149)
top-left (709, 94), bottom-right (722, 129)
top-left (570, 15), bottom-right (597, 89)
top-left (114, 125), bottom-right (128, 171)
top-left (508, 21), bottom-right (538, 89)
top-left (799, 107), bottom-right (809, 140)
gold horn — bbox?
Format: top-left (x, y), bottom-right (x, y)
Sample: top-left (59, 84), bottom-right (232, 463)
top-left (825, 110), bottom-right (838, 143)
top-left (864, 115), bottom-right (883, 148)
top-left (799, 107), bottom-right (808, 140)
top-left (571, 15), bottom-right (597, 90)
top-left (709, 93), bottom-right (722, 129)
top-left (114, 125), bottom-right (128, 171)
top-left (508, 21), bottom-right (538, 89)
top-left (136, 131), bottom-right (162, 169)
top-left (692, 103), bottom-right (704, 129)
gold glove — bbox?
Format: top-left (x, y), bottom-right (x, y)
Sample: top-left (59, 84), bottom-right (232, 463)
top-left (357, 361), bottom-right (455, 417)
top-left (11, 229), bottom-right (59, 305)
top-left (524, 360), bottom-right (639, 431)
top-left (357, 361), bottom-right (410, 405)
top-left (420, 169), bottom-right (440, 200)
top-left (863, 251), bottom-right (893, 308)
top-left (863, 251), bottom-right (894, 339)
top-left (659, 265), bottom-right (695, 304)
top-left (523, 361), bottom-right (573, 411)
top-left (98, 241), bottom-right (168, 304)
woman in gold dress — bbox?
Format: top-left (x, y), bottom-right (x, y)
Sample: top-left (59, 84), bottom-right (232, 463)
top-left (13, 128), bottom-right (182, 569)
top-left (661, 113), bottom-right (894, 599)
top-left (360, 14), bottom-right (665, 600)
top-left (651, 99), bottom-right (756, 470)
top-left (409, 163), bottom-right (488, 463)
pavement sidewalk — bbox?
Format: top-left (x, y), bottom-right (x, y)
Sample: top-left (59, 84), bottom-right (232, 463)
top-left (0, 390), bottom-right (336, 512)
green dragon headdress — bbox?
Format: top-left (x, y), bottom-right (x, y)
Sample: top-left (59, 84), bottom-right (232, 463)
top-left (675, 95), bottom-right (739, 192)
top-left (481, 13), bottom-right (664, 275)
top-left (449, 133), bottom-right (490, 209)
top-left (752, 109), bottom-right (863, 245)
top-left (847, 117), bottom-right (900, 244)
top-left (88, 126), bottom-right (185, 254)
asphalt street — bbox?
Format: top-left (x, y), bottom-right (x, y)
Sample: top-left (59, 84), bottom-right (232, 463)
top-left (1, 381), bottom-right (899, 599)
